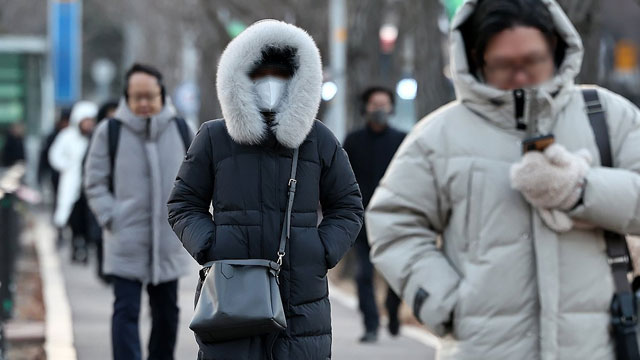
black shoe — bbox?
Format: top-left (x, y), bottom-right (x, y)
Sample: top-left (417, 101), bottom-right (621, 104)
top-left (359, 331), bottom-right (378, 343)
top-left (388, 316), bottom-right (400, 337)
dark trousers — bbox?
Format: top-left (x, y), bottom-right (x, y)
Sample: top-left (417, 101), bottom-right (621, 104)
top-left (354, 235), bottom-right (401, 333)
top-left (68, 196), bottom-right (88, 253)
top-left (111, 276), bottom-right (179, 360)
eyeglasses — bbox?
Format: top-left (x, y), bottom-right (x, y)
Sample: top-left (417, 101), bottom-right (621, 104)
top-left (128, 92), bottom-right (161, 104)
top-left (483, 53), bottom-right (553, 82)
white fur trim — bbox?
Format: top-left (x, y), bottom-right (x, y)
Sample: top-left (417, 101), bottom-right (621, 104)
top-left (216, 20), bottom-right (323, 148)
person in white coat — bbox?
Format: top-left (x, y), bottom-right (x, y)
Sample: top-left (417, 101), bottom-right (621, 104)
top-left (49, 101), bottom-right (98, 260)
top-left (366, 0), bottom-right (640, 359)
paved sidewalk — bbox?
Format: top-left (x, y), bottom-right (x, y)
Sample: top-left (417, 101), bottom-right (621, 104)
top-left (35, 214), bottom-right (435, 359)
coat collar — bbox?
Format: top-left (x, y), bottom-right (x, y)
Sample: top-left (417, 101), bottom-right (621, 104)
top-left (113, 97), bottom-right (177, 140)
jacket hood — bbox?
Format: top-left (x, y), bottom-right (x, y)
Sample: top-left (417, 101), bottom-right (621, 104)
top-left (113, 97), bottom-right (177, 140)
top-left (449, 0), bottom-right (584, 133)
top-left (70, 101), bottom-right (98, 127)
top-left (216, 19), bottom-right (323, 149)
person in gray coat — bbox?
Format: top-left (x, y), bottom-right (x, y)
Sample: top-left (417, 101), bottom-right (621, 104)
top-left (84, 63), bottom-right (193, 360)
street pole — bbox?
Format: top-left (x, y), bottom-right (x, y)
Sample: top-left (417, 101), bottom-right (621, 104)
top-left (329, 0), bottom-right (347, 142)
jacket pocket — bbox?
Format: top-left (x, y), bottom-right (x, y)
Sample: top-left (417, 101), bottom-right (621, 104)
top-left (465, 170), bottom-right (485, 257)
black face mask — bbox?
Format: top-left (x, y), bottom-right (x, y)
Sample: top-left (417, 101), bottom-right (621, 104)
top-left (367, 110), bottom-right (389, 126)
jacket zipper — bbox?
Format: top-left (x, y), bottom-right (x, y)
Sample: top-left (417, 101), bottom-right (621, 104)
top-left (146, 117), bottom-right (151, 140)
top-left (516, 88), bottom-right (541, 342)
top-left (514, 89), bottom-right (527, 131)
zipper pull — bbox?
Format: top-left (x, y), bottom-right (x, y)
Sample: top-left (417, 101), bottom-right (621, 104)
top-left (514, 89), bottom-right (527, 131)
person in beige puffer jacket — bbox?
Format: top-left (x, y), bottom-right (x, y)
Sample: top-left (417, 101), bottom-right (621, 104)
top-left (366, 0), bottom-right (640, 359)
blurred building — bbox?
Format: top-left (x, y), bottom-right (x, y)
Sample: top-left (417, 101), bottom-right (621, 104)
top-left (0, 0), bottom-right (50, 186)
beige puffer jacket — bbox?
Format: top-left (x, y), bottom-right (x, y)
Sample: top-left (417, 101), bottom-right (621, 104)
top-left (365, 0), bottom-right (640, 359)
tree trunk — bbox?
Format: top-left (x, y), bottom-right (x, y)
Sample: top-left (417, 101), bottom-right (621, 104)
top-left (409, 0), bottom-right (454, 118)
top-left (345, 0), bottom-right (386, 130)
top-left (557, 0), bottom-right (603, 84)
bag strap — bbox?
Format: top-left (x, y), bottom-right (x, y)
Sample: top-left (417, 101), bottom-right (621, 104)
top-left (583, 89), bottom-right (614, 167)
top-left (277, 148), bottom-right (299, 266)
top-left (582, 89), bottom-right (634, 288)
top-left (173, 117), bottom-right (192, 152)
top-left (107, 118), bottom-right (121, 194)
top-left (583, 89), bottom-right (639, 359)
top-left (202, 259), bottom-right (279, 268)
top-left (199, 259), bottom-right (280, 281)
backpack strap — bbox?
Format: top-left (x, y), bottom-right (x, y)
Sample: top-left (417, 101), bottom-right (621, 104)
top-left (106, 117), bottom-right (190, 194)
top-left (107, 118), bottom-right (122, 194)
top-left (583, 89), bottom-right (639, 359)
top-left (173, 117), bottom-right (192, 152)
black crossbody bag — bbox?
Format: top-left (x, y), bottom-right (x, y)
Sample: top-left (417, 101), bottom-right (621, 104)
top-left (189, 148), bottom-right (299, 343)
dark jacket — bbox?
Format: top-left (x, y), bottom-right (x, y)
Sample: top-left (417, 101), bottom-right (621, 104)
top-left (167, 20), bottom-right (363, 360)
top-left (344, 125), bottom-right (405, 208)
top-left (343, 125), bottom-right (405, 243)
top-left (2, 130), bottom-right (25, 167)
top-left (168, 119), bottom-right (363, 359)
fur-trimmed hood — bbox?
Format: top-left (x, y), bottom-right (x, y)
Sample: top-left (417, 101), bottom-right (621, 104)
top-left (216, 19), bottom-right (323, 149)
top-left (449, 0), bottom-right (584, 133)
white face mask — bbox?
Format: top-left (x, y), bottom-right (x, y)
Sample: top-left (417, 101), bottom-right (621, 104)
top-left (253, 76), bottom-right (288, 111)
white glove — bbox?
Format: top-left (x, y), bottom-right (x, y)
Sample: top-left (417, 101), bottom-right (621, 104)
top-left (510, 144), bottom-right (591, 232)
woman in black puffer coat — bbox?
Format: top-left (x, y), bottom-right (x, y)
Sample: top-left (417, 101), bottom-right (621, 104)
top-left (167, 20), bottom-right (364, 360)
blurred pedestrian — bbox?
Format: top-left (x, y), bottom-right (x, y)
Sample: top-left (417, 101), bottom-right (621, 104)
top-left (367, 0), bottom-right (640, 359)
top-left (39, 108), bottom-right (71, 246)
top-left (39, 107), bottom-right (71, 193)
top-left (49, 101), bottom-right (98, 262)
top-left (96, 100), bottom-right (118, 123)
top-left (343, 86), bottom-right (405, 343)
top-left (1, 122), bottom-right (26, 167)
top-left (84, 63), bottom-right (193, 360)
top-left (167, 20), bottom-right (363, 360)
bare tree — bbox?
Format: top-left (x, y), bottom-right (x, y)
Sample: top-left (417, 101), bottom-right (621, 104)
top-left (0, 0), bottom-right (46, 35)
top-left (344, 0), bottom-right (453, 127)
top-left (343, 0), bottom-right (386, 129)
top-left (182, 0), bottom-right (329, 120)
top-left (80, 0), bottom-right (451, 127)
top-left (408, 0), bottom-right (453, 118)
top-left (557, 0), bottom-right (603, 84)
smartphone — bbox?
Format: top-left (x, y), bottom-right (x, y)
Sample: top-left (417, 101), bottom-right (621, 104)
top-left (522, 134), bottom-right (555, 153)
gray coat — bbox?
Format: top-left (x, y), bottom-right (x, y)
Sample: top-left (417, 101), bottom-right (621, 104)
top-left (84, 99), bottom-right (193, 284)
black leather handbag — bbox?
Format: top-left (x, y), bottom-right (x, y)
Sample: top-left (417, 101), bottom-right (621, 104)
top-left (189, 148), bottom-right (299, 343)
